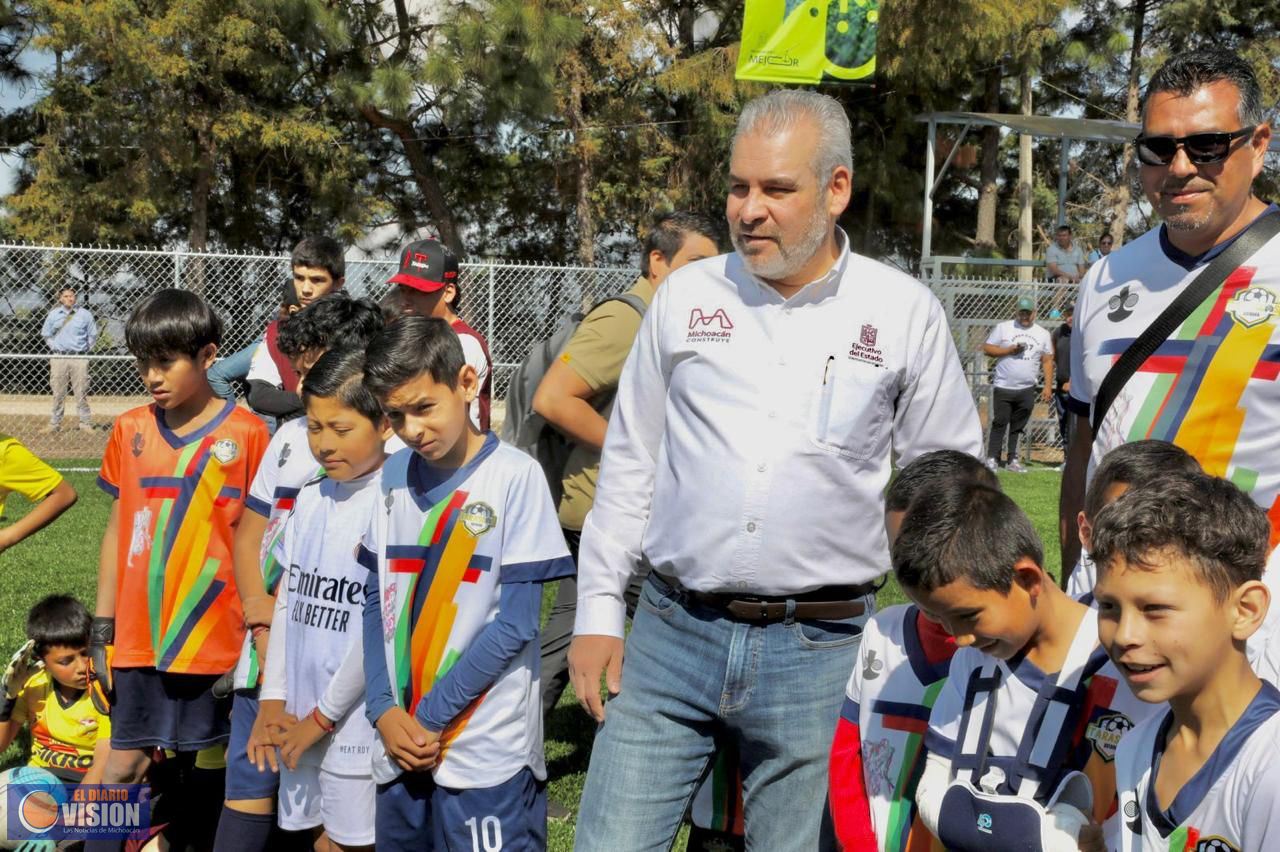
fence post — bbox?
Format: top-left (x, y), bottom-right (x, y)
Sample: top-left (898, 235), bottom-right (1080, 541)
top-left (487, 262), bottom-right (496, 351)
top-left (173, 247), bottom-right (181, 288)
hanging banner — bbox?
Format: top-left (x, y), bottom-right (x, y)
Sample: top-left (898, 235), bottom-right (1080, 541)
top-left (736, 0), bottom-right (879, 85)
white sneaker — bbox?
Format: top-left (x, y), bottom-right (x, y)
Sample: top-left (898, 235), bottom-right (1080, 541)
top-left (984, 457), bottom-right (999, 472)
top-left (1007, 459), bottom-right (1029, 473)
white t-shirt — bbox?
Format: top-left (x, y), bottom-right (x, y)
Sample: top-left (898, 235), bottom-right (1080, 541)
top-left (1070, 219), bottom-right (1280, 541)
top-left (361, 437), bottom-right (574, 789)
top-left (847, 604), bottom-right (953, 851)
top-left (1115, 681), bottom-right (1280, 852)
top-left (926, 608), bottom-right (1158, 845)
top-left (261, 470), bottom-right (381, 775)
top-left (986, 320), bottom-right (1053, 390)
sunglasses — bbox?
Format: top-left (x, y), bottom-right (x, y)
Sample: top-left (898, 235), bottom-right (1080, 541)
top-left (1135, 126), bottom-right (1256, 166)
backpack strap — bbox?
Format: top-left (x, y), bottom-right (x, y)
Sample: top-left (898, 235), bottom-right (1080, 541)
top-left (953, 658), bottom-right (1003, 786)
top-left (1091, 210), bottom-right (1280, 435)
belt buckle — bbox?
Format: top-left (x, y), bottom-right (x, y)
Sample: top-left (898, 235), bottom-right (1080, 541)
top-left (758, 600), bottom-right (769, 621)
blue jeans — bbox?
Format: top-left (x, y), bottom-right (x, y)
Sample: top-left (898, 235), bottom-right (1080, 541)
top-left (208, 342), bottom-right (256, 401)
top-left (574, 574), bottom-right (869, 851)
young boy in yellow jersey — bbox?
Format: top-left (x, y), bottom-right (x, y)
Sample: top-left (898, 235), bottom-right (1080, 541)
top-left (0, 595), bottom-right (109, 786)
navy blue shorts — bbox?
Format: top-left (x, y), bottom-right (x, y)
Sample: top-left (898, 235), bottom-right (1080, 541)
top-left (110, 667), bottom-right (231, 751)
top-left (224, 688), bottom-right (279, 800)
top-left (375, 767), bottom-right (546, 851)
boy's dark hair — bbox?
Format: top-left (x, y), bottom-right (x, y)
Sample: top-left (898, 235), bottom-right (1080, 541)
top-left (378, 290), bottom-right (404, 325)
top-left (892, 484), bottom-right (1043, 593)
top-left (1090, 472), bottom-right (1268, 601)
top-left (26, 595), bottom-right (91, 657)
top-left (302, 347), bottom-right (385, 425)
top-left (291, 236), bottom-right (346, 282)
top-left (277, 294), bottom-right (384, 359)
top-left (887, 451), bottom-right (999, 513)
top-left (640, 212), bottom-right (726, 277)
top-left (1144, 47), bottom-right (1265, 127)
top-left (1056, 224), bottom-right (1072, 234)
top-left (1084, 440), bottom-right (1202, 520)
top-left (363, 316), bottom-right (466, 400)
top-left (125, 288), bottom-right (223, 361)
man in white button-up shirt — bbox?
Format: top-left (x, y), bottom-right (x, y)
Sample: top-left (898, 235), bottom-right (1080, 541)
top-left (568, 91), bottom-right (983, 851)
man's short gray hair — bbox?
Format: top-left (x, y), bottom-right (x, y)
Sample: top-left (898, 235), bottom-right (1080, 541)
top-left (733, 90), bottom-right (853, 180)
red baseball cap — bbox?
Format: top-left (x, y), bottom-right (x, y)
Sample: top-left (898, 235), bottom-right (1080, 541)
top-left (388, 238), bottom-right (459, 293)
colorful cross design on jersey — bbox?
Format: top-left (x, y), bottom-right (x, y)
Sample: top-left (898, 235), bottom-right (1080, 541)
top-left (386, 489), bottom-right (494, 747)
top-left (873, 680), bottom-right (948, 852)
top-left (137, 433), bottom-right (243, 672)
top-left (1096, 267), bottom-right (1280, 539)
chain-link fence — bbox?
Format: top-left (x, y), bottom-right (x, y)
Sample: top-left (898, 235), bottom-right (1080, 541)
top-left (0, 244), bottom-right (638, 459)
top-left (1, 242), bottom-right (1078, 466)
top-left (930, 275), bottom-right (1078, 465)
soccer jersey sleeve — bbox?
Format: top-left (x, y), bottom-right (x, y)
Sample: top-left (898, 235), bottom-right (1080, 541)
top-left (1244, 757), bottom-right (1280, 847)
top-left (358, 512), bottom-right (396, 726)
top-left (1069, 274), bottom-right (1096, 409)
top-left (0, 440), bottom-right (63, 504)
top-left (830, 639), bottom-right (874, 850)
top-left (97, 418), bottom-right (125, 498)
top-left (245, 431), bottom-right (284, 518)
top-left (497, 458), bottom-right (575, 584)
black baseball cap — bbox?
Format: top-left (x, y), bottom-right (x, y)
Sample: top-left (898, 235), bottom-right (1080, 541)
top-left (389, 238), bottom-right (458, 293)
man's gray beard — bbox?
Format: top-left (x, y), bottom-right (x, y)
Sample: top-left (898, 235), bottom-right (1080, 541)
top-left (734, 204), bottom-right (832, 282)
top-left (1164, 204), bottom-right (1214, 232)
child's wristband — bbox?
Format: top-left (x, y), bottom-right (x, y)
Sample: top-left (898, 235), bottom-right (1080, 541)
top-left (311, 707), bottom-right (335, 733)
top-left (251, 626), bottom-right (269, 640)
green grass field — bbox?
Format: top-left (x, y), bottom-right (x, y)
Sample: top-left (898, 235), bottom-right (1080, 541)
top-left (0, 465), bottom-right (1063, 850)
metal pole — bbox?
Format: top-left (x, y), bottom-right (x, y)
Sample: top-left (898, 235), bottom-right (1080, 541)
top-left (922, 119), bottom-right (936, 269)
top-left (1058, 138), bottom-right (1070, 226)
top-left (173, 247), bottom-right (181, 288)
top-left (487, 262), bottom-right (496, 355)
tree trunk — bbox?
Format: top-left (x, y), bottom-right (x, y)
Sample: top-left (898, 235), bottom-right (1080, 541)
top-left (1111, 0), bottom-right (1147, 248)
top-left (189, 133), bottom-right (214, 252)
top-left (975, 65), bottom-right (1002, 252)
top-left (1017, 58), bottom-right (1034, 282)
top-left (357, 105), bottom-right (464, 255)
top-left (567, 72), bottom-right (596, 266)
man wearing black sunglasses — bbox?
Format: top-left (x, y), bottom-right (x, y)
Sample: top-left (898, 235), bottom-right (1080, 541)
top-left (1060, 46), bottom-right (1279, 599)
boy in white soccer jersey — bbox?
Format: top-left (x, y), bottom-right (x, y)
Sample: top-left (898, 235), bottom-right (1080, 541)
top-left (251, 347), bottom-right (394, 850)
top-left (215, 294), bottom-right (385, 852)
top-left (829, 449), bottom-right (996, 851)
top-left (897, 483), bottom-right (1154, 852)
top-left (1091, 472), bottom-right (1279, 852)
top-left (357, 316), bottom-right (574, 851)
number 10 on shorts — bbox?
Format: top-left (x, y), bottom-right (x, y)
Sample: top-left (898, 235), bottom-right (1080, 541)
top-left (465, 814), bottom-right (503, 851)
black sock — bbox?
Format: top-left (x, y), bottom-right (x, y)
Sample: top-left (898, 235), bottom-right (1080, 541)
top-left (213, 806), bottom-right (275, 852)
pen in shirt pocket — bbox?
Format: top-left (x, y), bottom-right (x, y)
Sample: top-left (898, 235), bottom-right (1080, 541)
top-left (823, 355), bottom-right (835, 385)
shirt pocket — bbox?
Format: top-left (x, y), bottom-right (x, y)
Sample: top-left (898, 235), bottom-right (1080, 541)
top-left (808, 357), bottom-right (891, 461)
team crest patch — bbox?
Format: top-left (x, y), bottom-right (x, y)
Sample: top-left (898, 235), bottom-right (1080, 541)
top-left (1195, 838), bottom-right (1240, 852)
top-left (1226, 286), bottom-right (1276, 329)
top-left (210, 438), bottom-right (239, 465)
top-left (1123, 798), bottom-right (1141, 835)
top-left (1085, 712), bottom-right (1133, 761)
top-left (460, 502), bottom-right (497, 537)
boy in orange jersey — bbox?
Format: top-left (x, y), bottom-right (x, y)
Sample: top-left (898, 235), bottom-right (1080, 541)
top-left (84, 289), bottom-right (268, 852)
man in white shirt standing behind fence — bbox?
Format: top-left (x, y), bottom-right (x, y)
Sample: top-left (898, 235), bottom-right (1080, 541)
top-left (983, 297), bottom-right (1053, 472)
top-left (567, 90), bottom-right (983, 851)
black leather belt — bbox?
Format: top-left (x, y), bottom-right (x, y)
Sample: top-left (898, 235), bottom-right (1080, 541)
top-left (653, 573), bottom-right (879, 623)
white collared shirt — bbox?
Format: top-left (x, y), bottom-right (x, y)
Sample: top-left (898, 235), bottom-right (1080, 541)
top-left (574, 233), bottom-right (984, 637)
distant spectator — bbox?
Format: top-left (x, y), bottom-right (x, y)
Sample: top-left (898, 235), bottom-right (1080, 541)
top-left (983, 296), bottom-right (1053, 472)
top-left (40, 287), bottom-right (98, 433)
top-left (1086, 232), bottom-right (1114, 265)
top-left (1050, 303), bottom-right (1074, 451)
top-left (208, 279), bottom-right (299, 405)
top-left (1045, 223), bottom-right (1086, 283)
top-left (390, 238), bottom-right (492, 431)
top-left (0, 433), bottom-right (77, 555)
top-left (244, 237), bottom-right (345, 424)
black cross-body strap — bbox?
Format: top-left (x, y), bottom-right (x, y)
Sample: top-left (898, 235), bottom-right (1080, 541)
top-left (1091, 211), bottom-right (1280, 435)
